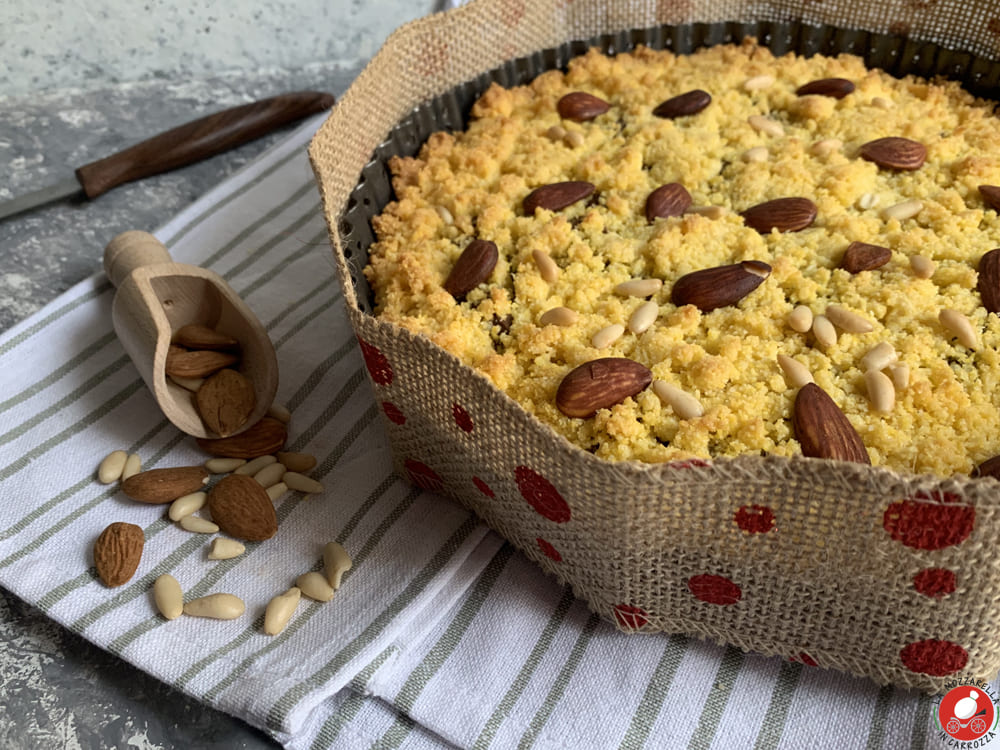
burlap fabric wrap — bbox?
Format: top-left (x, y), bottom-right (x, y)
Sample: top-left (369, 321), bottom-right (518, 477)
top-left (309, 0), bottom-right (1000, 693)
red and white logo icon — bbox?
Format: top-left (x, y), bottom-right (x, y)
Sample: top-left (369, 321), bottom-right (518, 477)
top-left (938, 685), bottom-right (996, 741)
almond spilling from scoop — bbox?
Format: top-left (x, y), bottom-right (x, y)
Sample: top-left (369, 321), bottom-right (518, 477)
top-left (523, 181), bottom-right (595, 215)
top-left (165, 349), bottom-right (239, 379)
top-left (121, 466), bottom-right (209, 504)
top-left (443, 239), bottom-right (498, 301)
top-left (94, 522), bottom-right (144, 587)
top-left (977, 248), bottom-right (1000, 314)
top-left (645, 183), bottom-right (692, 222)
top-left (670, 260), bottom-right (771, 312)
top-left (652, 89), bottom-right (711, 118)
top-left (841, 241), bottom-right (891, 273)
top-left (207, 473), bottom-right (278, 541)
top-left (859, 137), bottom-right (926, 170)
top-left (172, 324), bottom-right (239, 350)
top-left (277, 452), bottom-right (317, 473)
top-left (196, 417), bottom-right (287, 458)
top-left (793, 383), bottom-right (870, 464)
top-left (195, 368), bottom-right (256, 437)
top-left (556, 358), bottom-right (652, 418)
top-left (557, 91), bottom-right (610, 121)
top-left (741, 197), bottom-right (817, 233)
top-left (795, 77), bottom-right (855, 98)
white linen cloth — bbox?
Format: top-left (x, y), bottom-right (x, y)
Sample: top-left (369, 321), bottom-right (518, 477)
top-left (0, 110), bottom-right (989, 749)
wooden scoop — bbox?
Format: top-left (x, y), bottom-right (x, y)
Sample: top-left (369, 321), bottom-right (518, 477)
top-left (104, 230), bottom-right (278, 438)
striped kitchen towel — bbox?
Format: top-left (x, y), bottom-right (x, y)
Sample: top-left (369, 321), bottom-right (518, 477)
top-left (0, 109), bottom-right (989, 749)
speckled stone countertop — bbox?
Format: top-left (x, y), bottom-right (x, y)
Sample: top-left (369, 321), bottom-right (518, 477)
top-left (0, 62), bottom-right (360, 749)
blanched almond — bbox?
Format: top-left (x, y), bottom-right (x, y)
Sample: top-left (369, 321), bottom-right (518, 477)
top-left (204, 457), bottom-right (247, 473)
top-left (168, 491), bottom-right (207, 521)
top-left (183, 593), bottom-right (245, 620)
top-left (296, 572), bottom-right (335, 602)
top-left (153, 574), bottom-right (184, 620)
top-left (264, 587), bottom-right (301, 635)
top-left (323, 542), bottom-right (352, 590)
top-left (234, 455), bottom-right (277, 475)
top-left (98, 450), bottom-right (128, 484)
top-left (179, 516), bottom-right (219, 534)
top-left (253, 462), bottom-right (287, 489)
top-left (276, 452), bottom-right (317, 473)
top-left (207, 537), bottom-right (246, 560)
top-left (283, 472), bottom-right (324, 494)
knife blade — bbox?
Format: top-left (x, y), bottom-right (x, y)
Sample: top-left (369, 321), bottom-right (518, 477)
top-left (0, 90), bottom-right (335, 221)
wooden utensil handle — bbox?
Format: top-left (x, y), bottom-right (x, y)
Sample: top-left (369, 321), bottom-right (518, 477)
top-left (75, 91), bottom-right (335, 199)
top-left (104, 230), bottom-right (173, 287)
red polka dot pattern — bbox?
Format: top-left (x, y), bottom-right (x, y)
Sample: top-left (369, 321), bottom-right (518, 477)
top-left (536, 537), bottom-right (562, 562)
top-left (613, 604), bottom-right (649, 630)
top-left (913, 568), bottom-right (957, 598)
top-left (472, 476), bottom-right (494, 498)
top-left (405, 459), bottom-right (444, 494)
top-left (452, 403), bottom-right (474, 432)
top-left (795, 652), bottom-right (818, 667)
top-left (358, 337), bottom-right (393, 386)
top-left (883, 492), bottom-right (974, 550)
top-left (734, 504), bottom-right (775, 534)
top-left (688, 574), bottom-right (742, 605)
top-left (514, 466), bottom-right (571, 523)
top-left (900, 639), bottom-right (968, 676)
top-left (670, 458), bottom-right (710, 470)
top-left (382, 401), bottom-right (406, 425)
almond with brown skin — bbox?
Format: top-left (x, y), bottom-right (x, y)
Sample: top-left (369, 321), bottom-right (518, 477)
top-left (652, 89), bottom-right (711, 119)
top-left (741, 197), bottom-right (818, 233)
top-left (670, 260), bottom-right (771, 312)
top-left (165, 349), bottom-right (239, 379)
top-left (523, 181), bottom-right (595, 215)
top-left (793, 383), bottom-right (870, 464)
top-left (645, 183), bottom-right (692, 222)
top-left (795, 78), bottom-right (855, 98)
top-left (195, 368), bottom-right (256, 437)
top-left (93, 522), bottom-right (144, 587)
top-left (556, 358), bottom-right (652, 418)
top-left (557, 92), bottom-right (610, 122)
top-left (207, 474), bottom-right (278, 541)
top-left (841, 241), bottom-right (892, 273)
top-left (172, 324), bottom-right (239, 350)
top-left (443, 240), bottom-right (498, 300)
top-left (196, 416), bottom-right (288, 458)
top-left (859, 137), bottom-right (926, 170)
top-left (972, 455), bottom-right (1000, 480)
top-left (979, 185), bottom-right (1000, 212)
top-left (121, 466), bottom-right (209, 504)
top-left (978, 248), bottom-right (1000, 314)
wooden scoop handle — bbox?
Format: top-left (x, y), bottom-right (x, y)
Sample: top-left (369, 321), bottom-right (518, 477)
top-left (76, 91), bottom-right (335, 199)
top-left (104, 230), bottom-right (174, 287)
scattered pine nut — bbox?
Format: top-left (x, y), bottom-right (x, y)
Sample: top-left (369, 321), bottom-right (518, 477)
top-left (685, 205), bottom-right (727, 220)
top-left (539, 307), bottom-right (578, 327)
top-left (744, 74), bottom-right (775, 91)
top-left (889, 362), bottom-right (910, 390)
top-left (179, 516), bottom-right (220, 534)
top-left (153, 574), bottom-right (184, 620)
top-left (628, 300), bottom-right (659, 334)
top-left (811, 314), bottom-right (837, 348)
top-left (788, 305), bottom-right (813, 333)
top-left (865, 369), bottom-right (896, 413)
top-left (591, 324), bottom-right (625, 349)
top-left (169, 491), bottom-right (207, 521)
top-left (205, 457), bottom-right (246, 473)
top-left (183, 593), bottom-right (245, 620)
top-left (435, 205), bottom-right (454, 224)
top-left (546, 125), bottom-right (567, 140)
top-left (266, 482), bottom-right (288, 502)
top-left (810, 138), bottom-right (842, 156)
top-left (777, 355), bottom-right (814, 387)
top-left (652, 380), bottom-right (704, 420)
top-left (234, 455), bottom-right (277, 475)
top-left (857, 192), bottom-right (879, 210)
top-left (276, 452), bottom-right (317, 473)
top-left (208, 538), bottom-right (245, 560)
top-left (264, 587), bottom-right (301, 635)
top-left (296, 572), bottom-right (335, 602)
top-left (564, 131), bottom-right (585, 148)
top-left (614, 278), bottom-right (662, 297)
top-left (939, 309), bottom-right (979, 349)
top-left (910, 255), bottom-right (935, 279)
top-left (871, 96), bottom-right (894, 109)
top-left (283, 472), bottom-right (324, 494)
top-left (169, 375), bottom-right (204, 392)
top-left (742, 146), bottom-right (769, 163)
top-left (861, 342), bottom-right (897, 372)
top-left (98, 450), bottom-right (128, 484)
top-left (882, 199), bottom-right (922, 222)
top-left (121, 453), bottom-right (142, 481)
top-left (748, 114), bottom-right (784, 136)
top-left (267, 403), bottom-right (292, 424)
top-left (825, 305), bottom-right (873, 334)
top-left (532, 249), bottom-right (560, 283)
top-left (253, 462), bottom-right (287, 489)
top-left (323, 542), bottom-right (352, 590)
